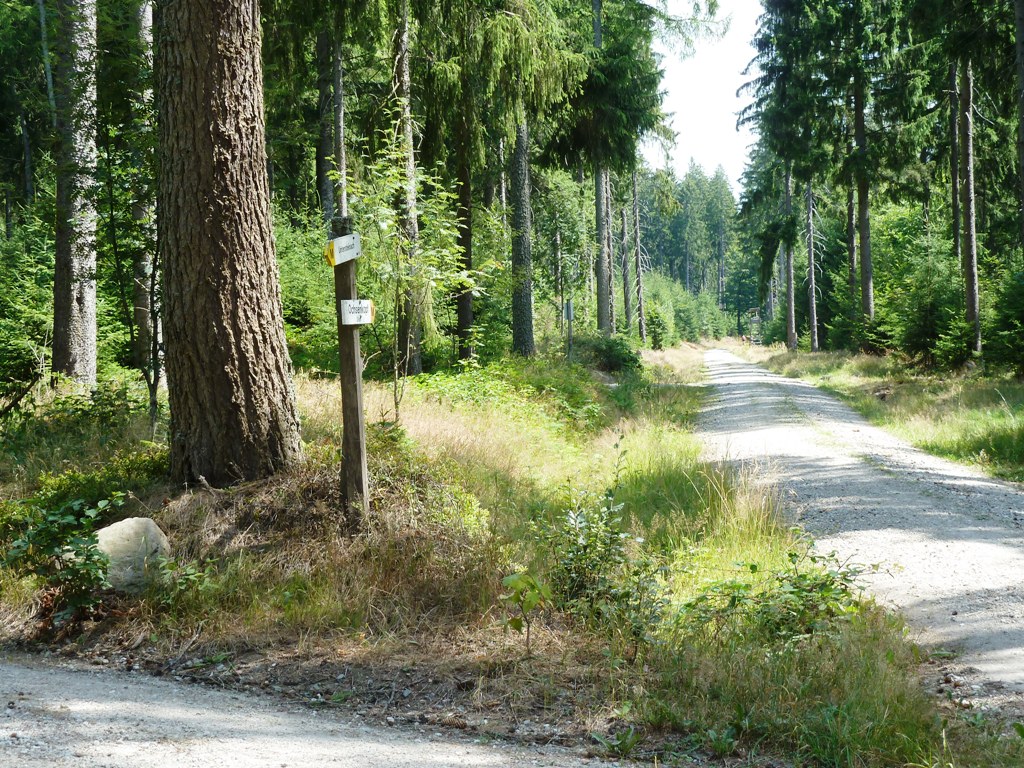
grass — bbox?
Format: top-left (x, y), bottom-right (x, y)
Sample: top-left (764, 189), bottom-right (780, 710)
top-left (1, 347), bottom-right (1022, 766)
top-left (731, 339), bottom-right (1024, 482)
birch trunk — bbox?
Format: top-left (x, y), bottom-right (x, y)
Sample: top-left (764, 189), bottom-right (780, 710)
top-left (632, 170), bottom-right (646, 343)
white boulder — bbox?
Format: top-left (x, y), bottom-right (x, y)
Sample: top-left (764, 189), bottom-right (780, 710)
top-left (96, 517), bottom-right (170, 593)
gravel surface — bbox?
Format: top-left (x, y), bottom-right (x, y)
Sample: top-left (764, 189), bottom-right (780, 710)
top-left (699, 349), bottom-right (1024, 703)
top-left (0, 652), bottom-right (603, 768)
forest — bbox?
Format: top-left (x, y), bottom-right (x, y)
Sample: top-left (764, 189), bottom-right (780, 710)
top-left (3, 0), bottom-right (1024, 766)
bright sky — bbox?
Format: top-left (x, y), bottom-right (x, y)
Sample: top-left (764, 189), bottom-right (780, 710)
top-left (641, 0), bottom-right (762, 194)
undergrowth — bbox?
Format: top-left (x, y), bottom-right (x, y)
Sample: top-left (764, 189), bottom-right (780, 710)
top-left (1, 349), bottom-right (1021, 766)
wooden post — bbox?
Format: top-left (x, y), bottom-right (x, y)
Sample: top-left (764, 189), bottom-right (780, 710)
top-left (332, 215), bottom-right (369, 526)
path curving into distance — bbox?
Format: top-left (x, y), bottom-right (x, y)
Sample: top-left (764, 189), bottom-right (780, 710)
top-left (698, 348), bottom-right (1024, 698)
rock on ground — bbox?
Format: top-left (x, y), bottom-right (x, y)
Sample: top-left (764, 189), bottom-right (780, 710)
top-left (96, 517), bottom-right (169, 593)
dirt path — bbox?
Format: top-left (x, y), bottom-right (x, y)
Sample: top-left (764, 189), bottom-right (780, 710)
top-left (698, 349), bottom-right (1024, 703)
top-left (0, 653), bottom-right (601, 767)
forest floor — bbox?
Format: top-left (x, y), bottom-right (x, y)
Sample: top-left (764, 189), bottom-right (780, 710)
top-left (699, 348), bottom-right (1024, 718)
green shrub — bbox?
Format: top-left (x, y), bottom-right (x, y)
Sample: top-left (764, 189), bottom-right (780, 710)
top-left (646, 308), bottom-right (668, 350)
top-left (576, 334), bottom-right (642, 373)
top-left (3, 495), bottom-right (125, 620)
top-left (32, 444), bottom-right (169, 510)
top-left (987, 270), bottom-right (1024, 375)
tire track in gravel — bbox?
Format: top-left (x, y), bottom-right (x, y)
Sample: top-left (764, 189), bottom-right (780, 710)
top-left (697, 349), bottom-right (1024, 700)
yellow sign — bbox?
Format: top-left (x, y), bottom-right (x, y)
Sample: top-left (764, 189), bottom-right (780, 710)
top-left (324, 234), bottom-right (362, 268)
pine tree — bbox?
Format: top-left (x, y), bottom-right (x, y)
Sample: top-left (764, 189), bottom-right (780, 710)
top-left (155, 0), bottom-right (303, 484)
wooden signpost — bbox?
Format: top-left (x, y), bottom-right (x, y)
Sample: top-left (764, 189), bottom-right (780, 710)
top-left (327, 216), bottom-right (369, 525)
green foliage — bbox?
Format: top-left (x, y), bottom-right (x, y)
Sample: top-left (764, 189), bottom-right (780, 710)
top-left (573, 334), bottom-right (641, 373)
top-left (0, 378), bottom-right (159, 495)
top-left (414, 356), bottom-right (609, 434)
top-left (32, 444), bottom-right (168, 510)
top-left (987, 271), bottom-right (1024, 375)
top-left (533, 489), bottom-right (668, 656)
top-left (646, 307), bottom-right (667, 350)
top-left (3, 495), bottom-right (124, 619)
top-left (677, 550), bottom-right (864, 645)
top-left (500, 571), bottom-right (552, 655)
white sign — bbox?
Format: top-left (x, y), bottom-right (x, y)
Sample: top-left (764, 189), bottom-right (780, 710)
top-left (324, 232), bottom-right (362, 267)
top-left (339, 299), bottom-right (375, 325)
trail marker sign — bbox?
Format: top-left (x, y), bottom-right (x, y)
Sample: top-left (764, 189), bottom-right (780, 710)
top-left (339, 299), bottom-right (375, 325)
top-left (324, 232), bottom-right (362, 267)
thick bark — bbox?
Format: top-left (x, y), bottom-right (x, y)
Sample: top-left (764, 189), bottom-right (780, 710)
top-left (853, 73), bottom-right (874, 322)
top-left (950, 62), bottom-right (961, 267)
top-left (37, 0), bottom-right (57, 128)
top-left (632, 171), bottom-right (646, 343)
top-left (959, 58), bottom-right (981, 356)
top-left (806, 182), bottom-right (819, 352)
top-left (595, 164), bottom-right (610, 334)
top-left (394, 0), bottom-right (421, 375)
top-left (621, 207), bottom-right (631, 330)
top-left (510, 121), bottom-right (535, 356)
top-left (315, 32), bottom-right (335, 231)
top-left (156, 0), bottom-right (303, 484)
top-left (784, 162), bottom-right (796, 351)
top-left (53, 0), bottom-right (98, 386)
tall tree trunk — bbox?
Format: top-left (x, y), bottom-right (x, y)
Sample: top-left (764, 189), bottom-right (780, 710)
top-left (510, 121), bottom-right (535, 356)
top-left (717, 225), bottom-right (725, 308)
top-left (455, 79), bottom-right (474, 359)
top-left (595, 165), bottom-right (610, 334)
top-left (156, 0), bottom-right (303, 484)
top-left (853, 73), bottom-right (874, 322)
top-left (959, 58), bottom-right (982, 356)
top-left (605, 171), bottom-right (614, 330)
top-left (806, 181), bottom-right (819, 352)
top-left (949, 62), bottom-right (961, 268)
top-left (621, 207), bottom-right (631, 331)
top-left (128, 0), bottom-right (160, 431)
top-left (37, 0), bottom-right (57, 128)
top-left (4, 188), bottom-right (11, 239)
top-left (395, 0), bottom-right (421, 375)
top-left (592, 0), bottom-right (610, 335)
top-left (53, 0), bottom-right (98, 386)
top-left (784, 162), bottom-right (796, 351)
top-left (315, 32), bottom-right (335, 231)
top-left (498, 137), bottom-right (507, 228)
top-left (1015, 0), bottom-right (1024, 250)
top-left (684, 242), bottom-right (691, 292)
top-left (333, 41), bottom-right (348, 219)
top-left (632, 170), bottom-right (646, 343)
top-left (20, 108), bottom-right (34, 201)
top-left (846, 184), bottom-right (856, 295)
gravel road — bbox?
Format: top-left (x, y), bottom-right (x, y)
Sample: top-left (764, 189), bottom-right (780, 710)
top-left (0, 652), bottom-right (602, 768)
top-left (698, 349), bottom-right (1024, 700)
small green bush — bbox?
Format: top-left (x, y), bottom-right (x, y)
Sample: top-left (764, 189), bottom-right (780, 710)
top-left (646, 309), bottom-right (668, 350)
top-left (3, 495), bottom-right (124, 619)
top-left (32, 443), bottom-right (169, 510)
